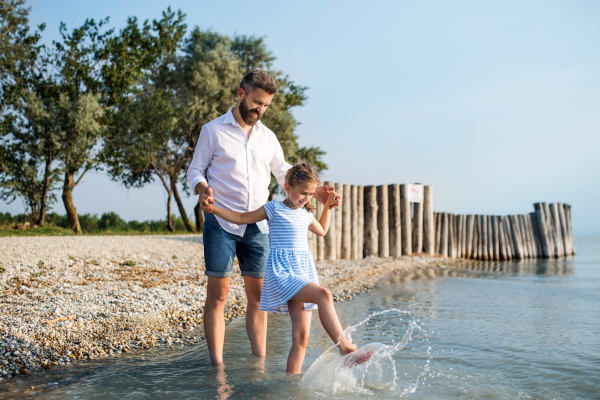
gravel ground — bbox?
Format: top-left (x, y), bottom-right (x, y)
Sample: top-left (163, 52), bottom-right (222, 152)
top-left (0, 235), bottom-right (460, 380)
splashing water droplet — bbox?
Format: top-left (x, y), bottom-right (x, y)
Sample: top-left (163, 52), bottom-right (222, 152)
top-left (301, 308), bottom-right (418, 394)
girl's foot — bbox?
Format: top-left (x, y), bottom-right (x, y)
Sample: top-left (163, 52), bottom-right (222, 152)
top-left (339, 339), bottom-right (357, 355)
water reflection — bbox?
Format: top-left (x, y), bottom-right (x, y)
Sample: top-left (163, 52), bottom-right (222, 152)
top-left (384, 258), bottom-right (574, 285)
top-left (211, 363), bottom-right (233, 400)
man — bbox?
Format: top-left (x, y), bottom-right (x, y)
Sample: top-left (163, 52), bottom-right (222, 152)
top-left (187, 70), bottom-right (337, 365)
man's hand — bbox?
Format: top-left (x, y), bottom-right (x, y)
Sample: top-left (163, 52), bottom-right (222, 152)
top-left (315, 185), bottom-right (341, 209)
top-left (196, 182), bottom-right (215, 213)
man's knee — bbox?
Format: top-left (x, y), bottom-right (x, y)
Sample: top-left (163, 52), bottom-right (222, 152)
top-left (206, 278), bottom-right (231, 305)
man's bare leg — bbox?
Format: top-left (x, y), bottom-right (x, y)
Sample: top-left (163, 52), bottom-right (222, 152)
top-left (243, 276), bottom-right (267, 357)
top-left (204, 276), bottom-right (231, 365)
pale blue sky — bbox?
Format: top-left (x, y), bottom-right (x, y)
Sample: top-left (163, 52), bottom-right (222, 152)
top-left (3, 0), bottom-right (599, 234)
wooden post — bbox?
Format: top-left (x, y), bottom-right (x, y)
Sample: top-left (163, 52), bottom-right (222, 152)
top-left (498, 216), bottom-right (506, 260)
top-left (324, 180), bottom-right (337, 260)
top-left (530, 212), bottom-right (542, 257)
top-left (363, 185), bottom-right (378, 257)
top-left (377, 185), bottom-right (389, 258)
top-left (358, 186), bottom-right (364, 258)
top-left (462, 215), bottom-right (467, 258)
top-left (456, 215), bottom-right (463, 258)
top-left (475, 215), bottom-right (481, 260)
top-left (350, 185), bottom-right (358, 260)
top-left (335, 182), bottom-right (344, 257)
top-left (503, 216), bottom-right (513, 260)
top-left (435, 213), bottom-right (442, 255)
top-left (400, 184), bottom-right (412, 255)
top-left (440, 213), bottom-right (448, 257)
top-left (557, 203), bottom-right (570, 256)
top-left (519, 215), bottom-right (530, 258)
top-left (473, 216), bottom-right (480, 260)
top-left (491, 216), bottom-right (499, 261)
top-left (480, 215), bottom-right (488, 261)
top-left (549, 203), bottom-right (565, 257)
top-left (412, 201), bottom-right (424, 254)
top-left (485, 215), bottom-right (493, 260)
top-left (509, 215), bottom-right (524, 259)
top-left (316, 195), bottom-right (325, 261)
top-left (423, 186), bottom-right (434, 255)
top-left (388, 184), bottom-right (401, 257)
top-left (341, 184), bottom-right (352, 260)
top-left (505, 216), bottom-right (516, 259)
top-left (448, 214), bottom-right (456, 258)
top-left (525, 215), bottom-right (537, 258)
top-left (533, 203), bottom-right (551, 258)
top-left (466, 215), bottom-right (474, 259)
top-left (541, 203), bottom-right (556, 258)
top-left (565, 204), bottom-right (576, 255)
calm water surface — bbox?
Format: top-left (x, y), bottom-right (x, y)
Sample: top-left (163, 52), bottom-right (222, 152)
top-left (3, 236), bottom-right (599, 399)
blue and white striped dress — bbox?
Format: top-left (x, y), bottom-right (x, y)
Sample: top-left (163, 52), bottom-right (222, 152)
top-left (260, 200), bottom-right (319, 313)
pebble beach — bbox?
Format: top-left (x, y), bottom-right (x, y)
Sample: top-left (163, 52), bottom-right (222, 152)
top-left (0, 235), bottom-right (459, 380)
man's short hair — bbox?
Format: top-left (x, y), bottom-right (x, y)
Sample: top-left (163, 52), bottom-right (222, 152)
top-left (240, 70), bottom-right (277, 95)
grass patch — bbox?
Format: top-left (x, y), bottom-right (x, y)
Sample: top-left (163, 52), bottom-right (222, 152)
top-left (0, 227), bottom-right (197, 237)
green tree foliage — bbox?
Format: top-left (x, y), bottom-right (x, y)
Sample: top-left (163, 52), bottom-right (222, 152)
top-left (105, 26), bottom-right (326, 230)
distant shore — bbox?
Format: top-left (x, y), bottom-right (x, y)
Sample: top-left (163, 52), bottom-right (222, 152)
top-left (0, 235), bottom-right (460, 380)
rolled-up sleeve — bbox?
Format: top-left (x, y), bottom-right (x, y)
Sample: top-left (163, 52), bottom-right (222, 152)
top-left (187, 125), bottom-right (213, 195)
top-left (270, 139), bottom-right (292, 185)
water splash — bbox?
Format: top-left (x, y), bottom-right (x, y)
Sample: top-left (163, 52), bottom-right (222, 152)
top-left (301, 309), bottom-right (420, 394)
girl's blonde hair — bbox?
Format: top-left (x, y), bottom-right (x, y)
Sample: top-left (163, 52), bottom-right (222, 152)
top-left (285, 161), bottom-right (319, 212)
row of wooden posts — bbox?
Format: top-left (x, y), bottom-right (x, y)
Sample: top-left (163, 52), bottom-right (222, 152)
top-left (307, 182), bottom-right (574, 261)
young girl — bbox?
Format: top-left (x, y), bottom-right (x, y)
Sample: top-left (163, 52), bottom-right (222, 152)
top-left (205, 162), bottom-right (357, 374)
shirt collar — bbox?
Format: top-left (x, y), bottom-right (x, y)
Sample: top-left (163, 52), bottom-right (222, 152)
top-left (223, 106), bottom-right (264, 130)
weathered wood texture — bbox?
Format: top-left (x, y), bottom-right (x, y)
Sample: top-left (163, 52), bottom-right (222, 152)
top-left (412, 201), bottom-right (423, 254)
top-left (376, 185), bottom-right (389, 258)
top-left (363, 185), bottom-right (378, 257)
top-left (358, 186), bottom-right (364, 258)
top-left (388, 184), bottom-right (401, 257)
top-left (400, 184), bottom-right (412, 255)
top-left (423, 186), bottom-right (435, 255)
top-left (350, 185), bottom-right (359, 260)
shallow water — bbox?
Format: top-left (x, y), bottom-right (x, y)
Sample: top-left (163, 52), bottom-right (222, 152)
top-left (3, 236), bottom-right (599, 399)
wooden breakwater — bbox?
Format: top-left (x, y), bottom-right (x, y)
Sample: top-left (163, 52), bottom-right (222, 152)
top-left (307, 183), bottom-right (575, 261)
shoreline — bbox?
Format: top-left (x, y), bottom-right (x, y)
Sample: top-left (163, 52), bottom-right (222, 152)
top-left (0, 235), bottom-right (462, 381)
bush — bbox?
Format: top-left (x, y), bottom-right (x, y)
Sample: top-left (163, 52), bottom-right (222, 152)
top-left (97, 212), bottom-right (127, 231)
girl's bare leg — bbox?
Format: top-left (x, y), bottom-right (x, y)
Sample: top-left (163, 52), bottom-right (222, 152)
top-left (286, 300), bottom-right (312, 374)
top-left (290, 283), bottom-right (357, 354)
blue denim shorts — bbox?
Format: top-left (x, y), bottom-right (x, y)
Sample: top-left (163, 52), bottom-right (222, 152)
top-left (203, 212), bottom-right (269, 278)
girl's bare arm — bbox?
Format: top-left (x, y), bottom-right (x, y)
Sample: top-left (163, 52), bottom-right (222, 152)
top-left (211, 205), bottom-right (268, 225)
top-left (308, 192), bottom-right (336, 236)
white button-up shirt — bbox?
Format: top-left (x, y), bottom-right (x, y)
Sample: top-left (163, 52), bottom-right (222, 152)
top-left (187, 107), bottom-right (291, 236)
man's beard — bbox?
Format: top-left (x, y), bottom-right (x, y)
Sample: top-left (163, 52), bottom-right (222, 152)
top-left (238, 97), bottom-right (263, 126)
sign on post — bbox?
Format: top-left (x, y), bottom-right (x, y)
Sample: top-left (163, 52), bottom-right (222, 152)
top-left (406, 184), bottom-right (424, 203)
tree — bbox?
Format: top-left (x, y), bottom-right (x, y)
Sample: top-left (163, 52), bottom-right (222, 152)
top-left (0, 0), bottom-right (55, 225)
top-left (105, 27), bottom-right (325, 231)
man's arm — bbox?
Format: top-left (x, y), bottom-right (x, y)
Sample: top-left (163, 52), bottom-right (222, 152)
top-left (187, 126), bottom-right (214, 212)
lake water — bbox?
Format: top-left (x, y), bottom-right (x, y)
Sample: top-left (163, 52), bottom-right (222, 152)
top-left (3, 236), bottom-right (599, 399)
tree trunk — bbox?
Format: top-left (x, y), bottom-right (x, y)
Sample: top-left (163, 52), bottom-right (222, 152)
top-left (194, 203), bottom-right (204, 233)
top-left (62, 172), bottom-right (82, 234)
top-left (37, 157), bottom-right (53, 227)
top-left (166, 188), bottom-right (174, 232)
top-left (171, 176), bottom-right (195, 233)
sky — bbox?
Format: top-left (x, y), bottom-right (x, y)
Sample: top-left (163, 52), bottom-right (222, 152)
top-left (2, 0), bottom-right (599, 234)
